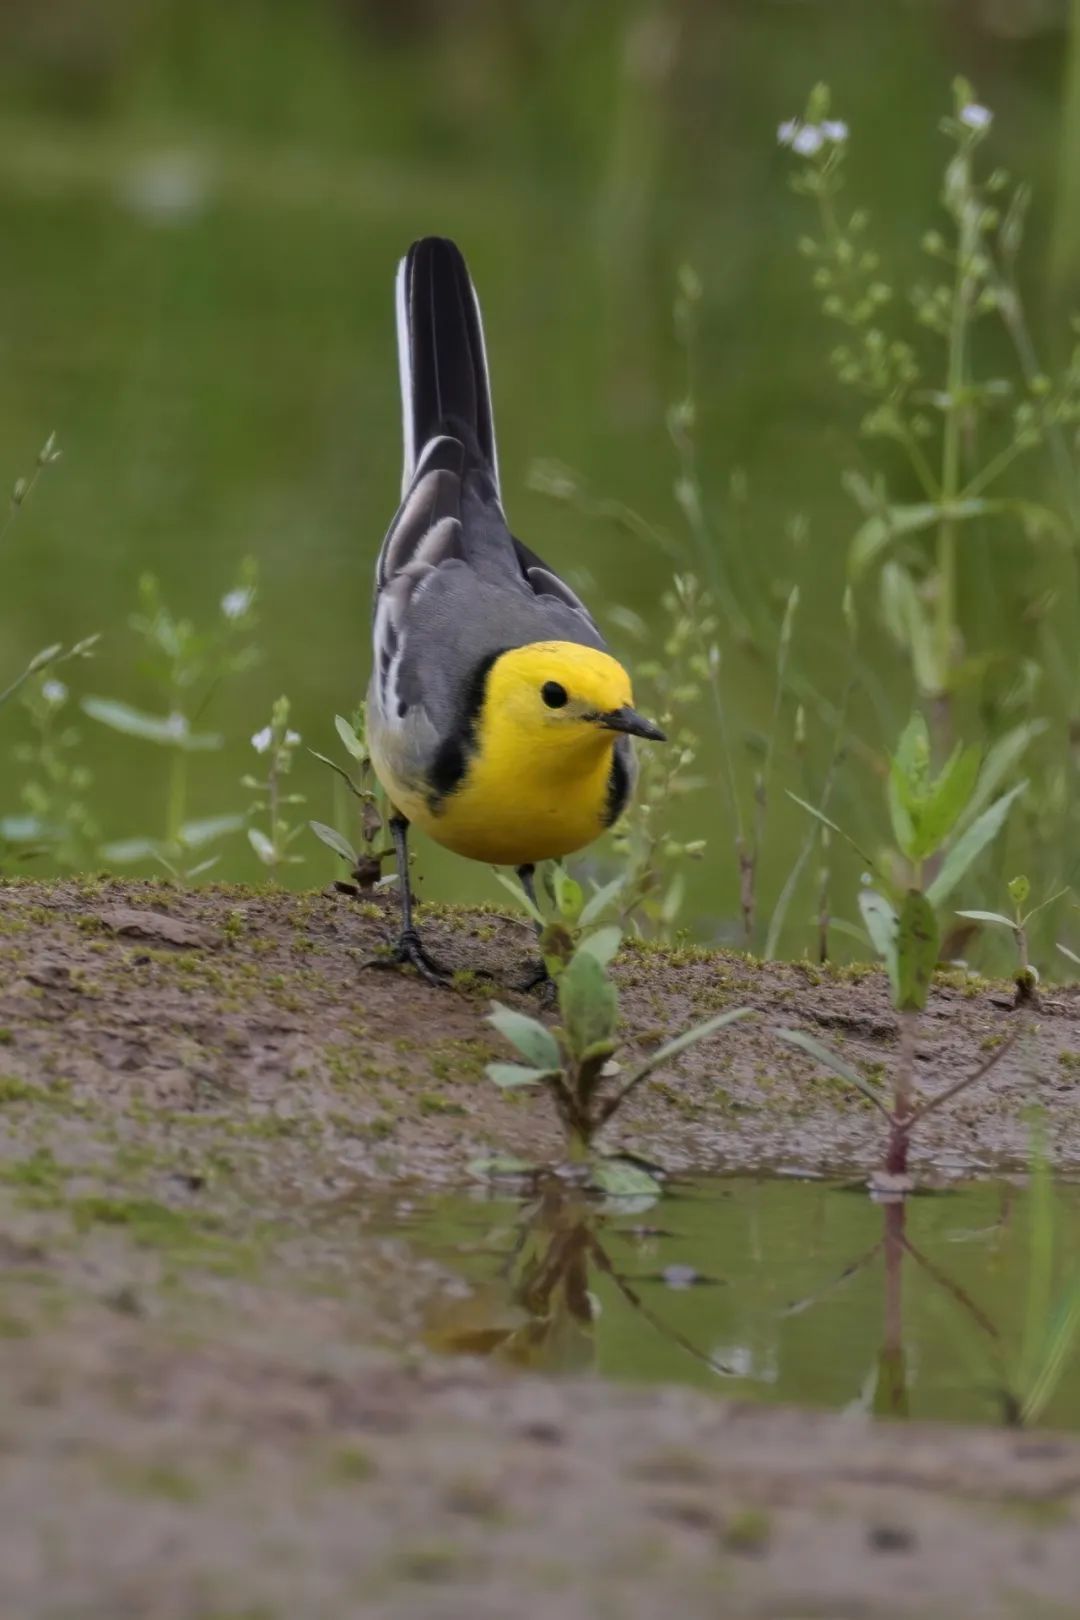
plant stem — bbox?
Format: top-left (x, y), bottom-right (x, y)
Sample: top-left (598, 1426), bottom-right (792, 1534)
top-left (166, 746), bottom-right (186, 850)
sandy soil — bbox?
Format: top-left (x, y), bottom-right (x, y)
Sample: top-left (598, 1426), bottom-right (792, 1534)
top-left (2, 875), bottom-right (1080, 1619)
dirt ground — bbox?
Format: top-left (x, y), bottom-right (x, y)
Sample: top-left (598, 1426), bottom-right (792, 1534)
top-left (3, 875), bottom-right (1080, 1619)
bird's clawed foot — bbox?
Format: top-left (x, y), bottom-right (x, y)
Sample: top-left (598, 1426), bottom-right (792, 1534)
top-left (367, 928), bottom-right (450, 986)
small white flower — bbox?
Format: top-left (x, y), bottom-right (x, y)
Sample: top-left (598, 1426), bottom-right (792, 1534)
top-left (41, 679), bottom-right (68, 706)
top-left (777, 118), bottom-right (800, 147)
top-left (164, 712), bottom-right (189, 741)
top-left (821, 119), bottom-right (849, 143)
top-left (792, 125), bottom-right (825, 156)
top-left (959, 103), bottom-right (992, 130)
top-left (221, 586), bottom-right (254, 621)
top-left (285, 729), bottom-right (301, 747)
top-left (251, 725), bottom-right (273, 754)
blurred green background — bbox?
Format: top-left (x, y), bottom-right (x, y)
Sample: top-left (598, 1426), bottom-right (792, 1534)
top-left (2, 0), bottom-right (1079, 951)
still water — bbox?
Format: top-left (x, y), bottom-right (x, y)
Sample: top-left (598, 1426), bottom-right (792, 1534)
top-left (367, 1174), bottom-right (1080, 1430)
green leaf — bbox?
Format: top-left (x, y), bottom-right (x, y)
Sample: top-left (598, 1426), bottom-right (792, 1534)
top-left (775, 1028), bottom-right (891, 1115)
top-left (181, 814), bottom-right (244, 849)
top-left (895, 889), bottom-right (939, 1012)
top-left (1057, 943), bottom-right (1080, 969)
top-left (99, 837), bottom-right (161, 863)
top-left (590, 1158), bottom-right (661, 1199)
top-left (558, 945), bottom-right (617, 1059)
top-left (553, 866), bottom-right (584, 922)
top-left (579, 875), bottom-right (627, 928)
top-left (853, 498), bottom-right (1001, 579)
top-left (858, 890), bottom-right (899, 991)
top-left (849, 502), bottom-right (941, 580)
top-left (334, 714), bottom-right (366, 760)
top-left (925, 781), bottom-right (1027, 908)
top-left (878, 564), bottom-right (943, 697)
top-left (81, 697), bottom-right (221, 751)
top-left (308, 820), bottom-right (357, 864)
top-left (912, 743), bottom-right (980, 858)
top-left (486, 1001), bottom-right (561, 1070)
top-left (491, 869), bottom-right (544, 925)
top-left (485, 1063), bottom-right (556, 1089)
top-left (1007, 874), bottom-right (1031, 908)
top-left (954, 721), bottom-right (1045, 836)
top-left (248, 827), bottom-right (276, 864)
top-left (955, 909), bottom-right (1018, 931)
top-left (629, 1007), bottom-right (753, 1081)
top-left (576, 925), bottom-right (622, 969)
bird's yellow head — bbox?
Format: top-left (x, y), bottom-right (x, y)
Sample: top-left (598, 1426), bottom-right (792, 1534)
top-left (484, 641), bottom-right (666, 763)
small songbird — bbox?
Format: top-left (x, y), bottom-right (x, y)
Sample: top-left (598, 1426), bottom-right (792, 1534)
top-left (367, 237), bottom-right (666, 981)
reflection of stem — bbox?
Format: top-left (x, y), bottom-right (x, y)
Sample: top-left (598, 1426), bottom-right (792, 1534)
top-left (879, 1201), bottom-right (908, 1418)
top-left (587, 1229), bottom-right (736, 1376)
top-left (901, 1235), bottom-right (1000, 1342)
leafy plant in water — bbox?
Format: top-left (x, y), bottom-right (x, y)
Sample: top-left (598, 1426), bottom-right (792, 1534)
top-left (82, 563), bottom-right (257, 878)
top-left (955, 874), bottom-right (1069, 1006)
top-left (244, 696), bottom-right (306, 873)
top-left (784, 711), bottom-right (1026, 1183)
top-left (308, 706), bottom-right (393, 889)
top-left (485, 926), bottom-right (751, 1185)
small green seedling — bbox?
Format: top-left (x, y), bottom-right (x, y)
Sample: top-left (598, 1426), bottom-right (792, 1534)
top-left (786, 712), bottom-right (1026, 1182)
top-left (83, 563), bottom-right (257, 878)
top-left (309, 706), bottom-right (393, 890)
top-left (244, 696), bottom-right (306, 874)
top-left (956, 876), bottom-right (1069, 1005)
top-left (485, 926), bottom-right (751, 1185)
top-left (494, 861), bottom-right (627, 980)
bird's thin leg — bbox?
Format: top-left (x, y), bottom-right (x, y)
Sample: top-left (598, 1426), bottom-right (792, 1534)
top-left (514, 862), bottom-right (551, 994)
top-left (368, 815), bottom-right (448, 984)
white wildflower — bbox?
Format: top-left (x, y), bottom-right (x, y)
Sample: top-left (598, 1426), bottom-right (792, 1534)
top-left (777, 119), bottom-right (800, 147)
top-left (285, 729), bottom-right (301, 747)
top-left (792, 125), bottom-right (825, 157)
top-left (221, 586), bottom-right (254, 621)
top-left (164, 712), bottom-right (189, 741)
top-left (251, 725), bottom-right (273, 754)
top-left (959, 103), bottom-right (992, 130)
top-left (41, 680), bottom-right (67, 706)
top-left (821, 120), bottom-right (849, 143)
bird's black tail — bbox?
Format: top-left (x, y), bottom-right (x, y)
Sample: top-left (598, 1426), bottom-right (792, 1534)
top-left (395, 236), bottom-right (499, 498)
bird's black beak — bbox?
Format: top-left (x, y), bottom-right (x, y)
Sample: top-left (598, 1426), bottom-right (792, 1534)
top-left (596, 706), bottom-right (667, 742)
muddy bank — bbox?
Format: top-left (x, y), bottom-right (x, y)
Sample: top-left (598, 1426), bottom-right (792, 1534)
top-left (3, 876), bottom-right (1080, 1619)
top-left (1, 875), bottom-right (1078, 1184)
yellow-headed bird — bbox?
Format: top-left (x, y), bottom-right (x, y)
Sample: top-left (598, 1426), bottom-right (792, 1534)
top-left (368, 238), bottom-right (665, 980)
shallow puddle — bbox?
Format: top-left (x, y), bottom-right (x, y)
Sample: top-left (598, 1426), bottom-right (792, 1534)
top-left (368, 1174), bottom-right (1080, 1429)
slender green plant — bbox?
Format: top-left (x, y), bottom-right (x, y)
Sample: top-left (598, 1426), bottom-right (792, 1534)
top-left (781, 711), bottom-right (1026, 1180)
top-left (781, 80), bottom-right (1080, 763)
top-left (1, 674), bottom-right (98, 868)
top-left (82, 563), bottom-right (257, 878)
top-left (308, 705), bottom-right (393, 889)
top-left (485, 926), bottom-right (751, 1184)
top-left (955, 875), bottom-right (1070, 1005)
top-left (245, 696), bottom-right (306, 873)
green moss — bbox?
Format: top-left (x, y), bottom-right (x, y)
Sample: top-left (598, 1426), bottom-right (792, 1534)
top-left (722, 1508), bottom-right (771, 1554)
top-left (0, 1075), bottom-right (37, 1104)
top-left (0, 1027), bottom-right (14, 1044)
top-left (418, 1093), bottom-right (467, 1116)
top-left (330, 1444), bottom-right (377, 1482)
top-left (1058, 1050), bottom-right (1080, 1072)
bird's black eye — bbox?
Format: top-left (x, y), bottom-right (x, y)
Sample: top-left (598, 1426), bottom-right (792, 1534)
top-left (541, 680), bottom-right (568, 709)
